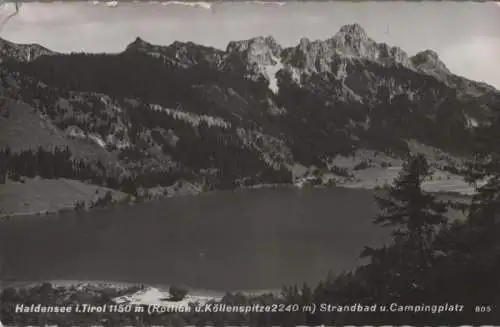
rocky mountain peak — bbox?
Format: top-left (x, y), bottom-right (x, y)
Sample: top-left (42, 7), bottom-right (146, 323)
top-left (376, 43), bottom-right (411, 66)
top-left (330, 23), bottom-right (372, 56)
top-left (337, 23), bottom-right (369, 41)
top-left (411, 49), bottom-right (450, 76)
top-left (280, 24), bottom-right (412, 76)
top-left (297, 37), bottom-right (311, 50)
top-left (328, 23), bottom-right (410, 67)
top-left (125, 37), bottom-right (151, 51)
top-left (125, 37), bottom-right (223, 68)
top-left (170, 41), bottom-right (224, 67)
top-left (168, 41), bottom-right (201, 58)
top-left (226, 36), bottom-right (282, 66)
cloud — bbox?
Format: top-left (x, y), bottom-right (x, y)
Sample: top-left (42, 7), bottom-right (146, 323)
top-left (161, 2), bottom-right (212, 10)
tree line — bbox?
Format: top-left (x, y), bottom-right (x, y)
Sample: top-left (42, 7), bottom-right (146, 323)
top-left (0, 143), bottom-right (293, 197)
top-left (0, 146), bottom-right (189, 196)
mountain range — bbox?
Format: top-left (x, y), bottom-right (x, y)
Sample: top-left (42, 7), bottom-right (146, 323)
top-left (1, 23), bottom-right (499, 210)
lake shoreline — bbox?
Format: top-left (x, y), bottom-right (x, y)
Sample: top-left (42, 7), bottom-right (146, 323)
top-left (0, 177), bottom-right (474, 219)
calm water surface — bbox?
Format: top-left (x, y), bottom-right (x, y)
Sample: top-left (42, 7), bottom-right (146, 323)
top-left (0, 187), bottom-right (390, 291)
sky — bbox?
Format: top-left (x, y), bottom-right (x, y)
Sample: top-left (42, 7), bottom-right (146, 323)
top-left (1, 1), bottom-right (500, 89)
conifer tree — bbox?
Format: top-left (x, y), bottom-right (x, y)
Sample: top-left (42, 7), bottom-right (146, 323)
top-left (370, 153), bottom-right (447, 271)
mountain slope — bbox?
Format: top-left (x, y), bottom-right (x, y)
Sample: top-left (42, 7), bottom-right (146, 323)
top-left (1, 24), bottom-right (499, 209)
top-left (0, 38), bottom-right (53, 62)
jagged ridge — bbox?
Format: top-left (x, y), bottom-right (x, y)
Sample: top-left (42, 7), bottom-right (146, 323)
top-left (124, 23), bottom-right (497, 96)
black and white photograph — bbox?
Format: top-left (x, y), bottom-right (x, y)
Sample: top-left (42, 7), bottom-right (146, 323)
top-left (1, 0), bottom-right (500, 325)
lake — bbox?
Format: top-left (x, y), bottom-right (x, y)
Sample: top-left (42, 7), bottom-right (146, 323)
top-left (0, 187), bottom-right (393, 292)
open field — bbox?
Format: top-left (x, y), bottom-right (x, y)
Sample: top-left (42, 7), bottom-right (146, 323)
top-left (0, 178), bottom-right (127, 218)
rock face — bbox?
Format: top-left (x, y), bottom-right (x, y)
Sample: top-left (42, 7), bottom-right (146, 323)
top-left (0, 38), bottom-right (53, 63)
top-left (126, 37), bottom-right (224, 68)
top-left (1, 23), bottom-right (499, 193)
top-left (221, 24), bottom-right (413, 88)
top-left (411, 49), bottom-right (451, 76)
top-left (119, 24), bottom-right (497, 101)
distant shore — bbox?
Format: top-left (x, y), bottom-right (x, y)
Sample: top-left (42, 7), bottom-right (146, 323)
top-left (0, 174), bottom-right (474, 219)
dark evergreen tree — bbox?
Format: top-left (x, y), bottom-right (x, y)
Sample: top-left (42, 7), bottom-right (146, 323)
top-left (368, 153), bottom-right (448, 271)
